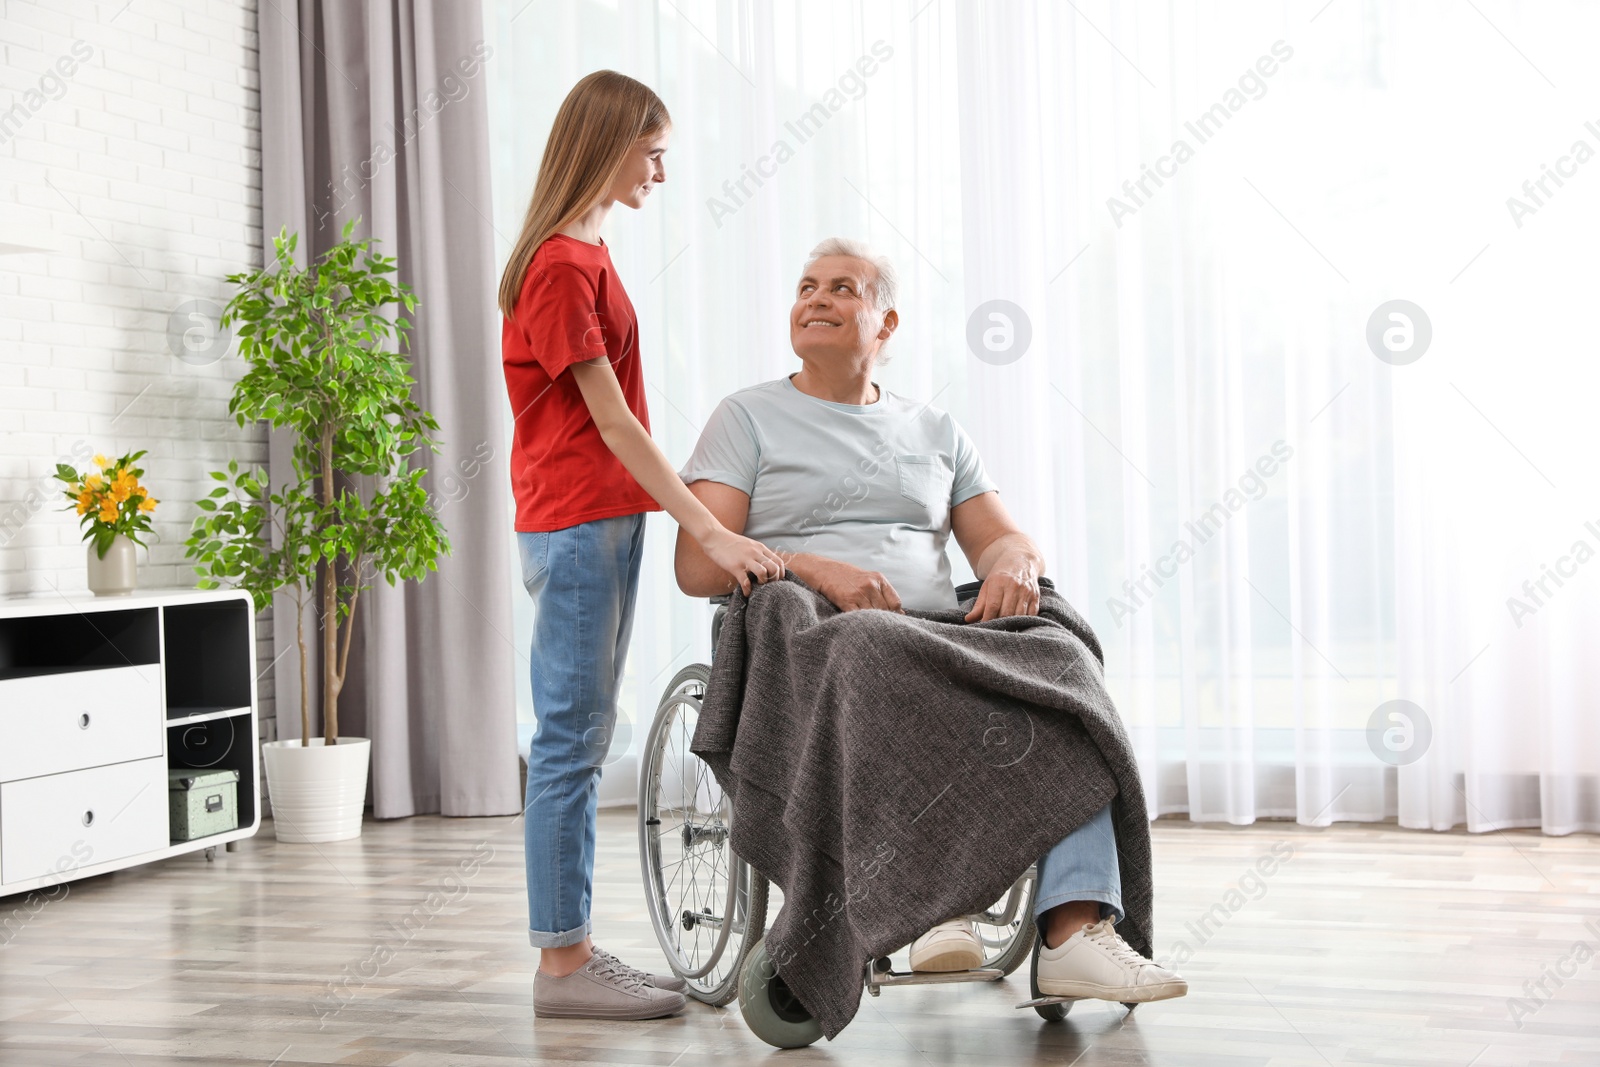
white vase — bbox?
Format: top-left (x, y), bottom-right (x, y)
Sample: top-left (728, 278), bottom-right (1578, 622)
top-left (86, 534), bottom-right (137, 596)
top-left (261, 736), bottom-right (371, 843)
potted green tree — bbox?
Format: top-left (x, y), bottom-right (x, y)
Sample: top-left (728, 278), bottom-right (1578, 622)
top-left (186, 222), bottom-right (451, 843)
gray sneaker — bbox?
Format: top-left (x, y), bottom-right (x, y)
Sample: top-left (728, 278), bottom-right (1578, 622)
top-left (534, 952), bottom-right (687, 1020)
top-left (593, 947), bottom-right (689, 993)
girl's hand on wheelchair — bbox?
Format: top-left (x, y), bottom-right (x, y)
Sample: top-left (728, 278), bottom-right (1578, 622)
top-left (703, 529), bottom-right (786, 595)
top-left (964, 568), bottom-right (1040, 622)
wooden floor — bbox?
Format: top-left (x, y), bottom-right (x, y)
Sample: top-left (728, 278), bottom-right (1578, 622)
top-left (0, 811), bottom-right (1595, 1066)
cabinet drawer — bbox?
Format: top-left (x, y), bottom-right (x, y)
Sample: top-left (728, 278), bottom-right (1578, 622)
top-left (1, 756), bottom-right (168, 885)
top-left (0, 666), bottom-right (163, 781)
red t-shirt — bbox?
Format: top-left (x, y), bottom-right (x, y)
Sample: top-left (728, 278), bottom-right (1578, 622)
top-left (502, 235), bottom-right (660, 532)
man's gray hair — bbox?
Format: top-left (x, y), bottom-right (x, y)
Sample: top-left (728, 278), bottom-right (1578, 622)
top-left (804, 237), bottom-right (898, 312)
top-left (803, 237), bottom-right (899, 362)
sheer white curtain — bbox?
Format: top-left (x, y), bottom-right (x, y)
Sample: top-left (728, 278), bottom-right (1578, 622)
top-left (482, 0), bottom-right (1599, 833)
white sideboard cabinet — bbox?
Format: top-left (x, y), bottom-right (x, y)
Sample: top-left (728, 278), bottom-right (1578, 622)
top-left (0, 587), bottom-right (261, 895)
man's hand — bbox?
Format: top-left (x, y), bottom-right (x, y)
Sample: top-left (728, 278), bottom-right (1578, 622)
top-left (952, 492), bottom-right (1047, 622)
top-left (802, 556), bottom-right (904, 613)
top-left (964, 559), bottom-right (1041, 622)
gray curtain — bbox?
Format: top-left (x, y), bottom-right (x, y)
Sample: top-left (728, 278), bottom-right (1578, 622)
top-left (257, 0), bottom-right (521, 818)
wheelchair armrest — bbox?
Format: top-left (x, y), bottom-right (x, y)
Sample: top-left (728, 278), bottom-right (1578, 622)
top-left (953, 575), bottom-right (1055, 600)
top-left (710, 599), bottom-right (729, 654)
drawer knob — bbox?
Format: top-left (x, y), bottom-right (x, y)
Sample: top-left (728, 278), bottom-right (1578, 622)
top-left (82, 810), bottom-right (95, 827)
top-left (79, 713), bottom-right (91, 729)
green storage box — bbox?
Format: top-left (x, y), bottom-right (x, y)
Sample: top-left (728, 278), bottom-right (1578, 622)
top-left (168, 768), bottom-right (240, 841)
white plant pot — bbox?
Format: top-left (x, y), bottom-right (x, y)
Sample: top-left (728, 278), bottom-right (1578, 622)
top-left (86, 534), bottom-right (137, 596)
top-left (261, 737), bottom-right (371, 843)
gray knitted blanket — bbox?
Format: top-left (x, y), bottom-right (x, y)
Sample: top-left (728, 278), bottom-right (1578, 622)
top-left (690, 576), bottom-right (1153, 1040)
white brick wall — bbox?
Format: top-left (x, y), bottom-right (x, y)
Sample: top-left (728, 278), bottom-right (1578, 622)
top-left (0, 0), bottom-right (275, 740)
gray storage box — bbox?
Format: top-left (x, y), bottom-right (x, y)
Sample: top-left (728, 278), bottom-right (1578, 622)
top-left (168, 768), bottom-right (239, 841)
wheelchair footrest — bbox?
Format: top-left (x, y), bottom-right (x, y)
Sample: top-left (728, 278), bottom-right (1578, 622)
top-left (1017, 995), bottom-right (1139, 1014)
top-left (1015, 995), bottom-right (1084, 1009)
top-left (868, 967), bottom-right (1005, 988)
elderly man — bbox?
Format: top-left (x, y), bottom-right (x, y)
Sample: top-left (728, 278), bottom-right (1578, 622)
top-left (673, 238), bottom-right (1187, 1005)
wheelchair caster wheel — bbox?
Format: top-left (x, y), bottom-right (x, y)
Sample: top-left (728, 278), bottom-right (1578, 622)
top-left (1028, 937), bottom-right (1071, 1021)
top-left (739, 939), bottom-right (822, 1048)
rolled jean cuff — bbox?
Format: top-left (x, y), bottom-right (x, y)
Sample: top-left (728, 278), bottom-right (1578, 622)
top-left (528, 922), bottom-right (590, 949)
top-left (1033, 888), bottom-right (1124, 927)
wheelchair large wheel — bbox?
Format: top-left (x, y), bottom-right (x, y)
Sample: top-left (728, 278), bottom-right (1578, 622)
top-left (739, 939), bottom-right (822, 1049)
top-left (639, 664), bottom-right (768, 1006)
top-left (972, 865), bottom-right (1038, 977)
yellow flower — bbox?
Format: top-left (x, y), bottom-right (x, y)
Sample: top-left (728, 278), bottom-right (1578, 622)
top-left (93, 454), bottom-right (109, 469)
top-left (86, 473), bottom-right (104, 489)
top-left (138, 496), bottom-right (157, 513)
top-left (97, 500), bottom-right (118, 524)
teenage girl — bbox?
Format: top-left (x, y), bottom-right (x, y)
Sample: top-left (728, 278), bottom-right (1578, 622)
top-left (499, 70), bottom-right (785, 1020)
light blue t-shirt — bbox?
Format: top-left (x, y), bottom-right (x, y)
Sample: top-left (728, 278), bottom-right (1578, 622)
top-left (677, 375), bottom-right (999, 611)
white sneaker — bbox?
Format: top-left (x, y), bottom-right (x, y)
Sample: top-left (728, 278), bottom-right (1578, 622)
top-left (909, 918), bottom-right (984, 972)
top-left (1036, 917), bottom-right (1188, 1002)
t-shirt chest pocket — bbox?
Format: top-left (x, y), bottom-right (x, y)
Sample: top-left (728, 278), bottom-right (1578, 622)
top-left (894, 454), bottom-right (953, 524)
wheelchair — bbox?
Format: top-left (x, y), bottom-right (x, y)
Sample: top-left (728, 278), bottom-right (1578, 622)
top-left (637, 581), bottom-right (1076, 1048)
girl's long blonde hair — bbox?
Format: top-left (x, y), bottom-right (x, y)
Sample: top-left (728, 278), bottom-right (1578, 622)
top-left (498, 70), bottom-right (671, 317)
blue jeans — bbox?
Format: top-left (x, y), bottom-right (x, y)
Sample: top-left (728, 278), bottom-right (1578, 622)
top-left (518, 514), bottom-right (647, 948)
top-left (1033, 801), bottom-right (1124, 933)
